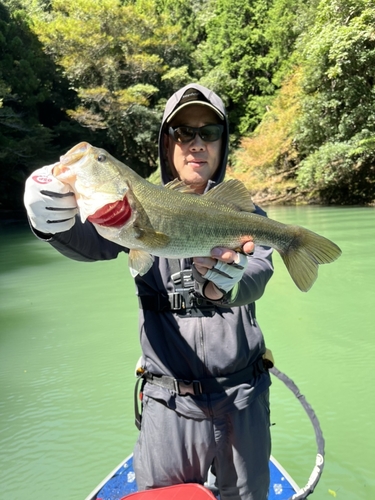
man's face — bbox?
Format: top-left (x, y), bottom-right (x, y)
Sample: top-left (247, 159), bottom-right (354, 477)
top-left (164, 104), bottom-right (223, 194)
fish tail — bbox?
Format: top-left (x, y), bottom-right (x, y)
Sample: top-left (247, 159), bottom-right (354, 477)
top-left (279, 227), bottom-right (342, 292)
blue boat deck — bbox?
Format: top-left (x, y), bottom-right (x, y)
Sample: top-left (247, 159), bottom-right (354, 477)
top-left (85, 454), bottom-right (299, 500)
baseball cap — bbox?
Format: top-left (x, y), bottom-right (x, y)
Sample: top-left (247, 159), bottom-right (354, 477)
top-left (166, 88), bottom-right (225, 123)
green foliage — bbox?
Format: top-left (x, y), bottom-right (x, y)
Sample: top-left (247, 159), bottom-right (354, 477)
top-left (232, 0), bottom-right (375, 204)
top-left (297, 132), bottom-right (375, 204)
top-left (194, 0), bottom-right (276, 136)
top-left (154, 0), bottom-right (209, 48)
top-left (264, 0), bottom-right (319, 84)
top-left (293, 0), bottom-right (375, 202)
top-left (161, 66), bottom-right (191, 88)
top-left (230, 71), bottom-right (301, 203)
top-left (2, 0), bottom-right (375, 209)
top-left (297, 0), bottom-right (375, 148)
top-left (0, 2), bottom-right (83, 209)
top-left (28, 0), bottom-right (190, 174)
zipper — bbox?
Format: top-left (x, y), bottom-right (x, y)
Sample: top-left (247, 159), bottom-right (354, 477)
top-left (248, 304), bottom-right (256, 327)
top-left (199, 316), bottom-right (214, 417)
top-left (198, 316), bottom-right (207, 376)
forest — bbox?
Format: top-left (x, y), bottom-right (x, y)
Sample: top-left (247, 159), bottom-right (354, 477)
top-left (1, 0), bottom-right (375, 211)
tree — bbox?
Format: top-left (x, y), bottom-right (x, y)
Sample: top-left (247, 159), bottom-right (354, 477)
top-left (263, 0), bottom-right (320, 84)
top-left (194, 0), bottom-right (276, 137)
top-left (154, 0), bottom-right (209, 49)
top-left (0, 2), bottom-right (82, 210)
top-left (29, 0), bottom-right (191, 176)
top-left (230, 0), bottom-right (375, 204)
top-left (231, 71), bottom-right (302, 204)
top-left (295, 0), bottom-right (375, 203)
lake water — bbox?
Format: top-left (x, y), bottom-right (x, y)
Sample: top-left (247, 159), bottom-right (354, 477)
top-left (1, 206), bottom-right (374, 500)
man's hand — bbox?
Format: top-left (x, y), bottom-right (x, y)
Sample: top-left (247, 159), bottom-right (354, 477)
top-left (24, 164), bottom-right (78, 235)
top-left (193, 242), bottom-right (255, 300)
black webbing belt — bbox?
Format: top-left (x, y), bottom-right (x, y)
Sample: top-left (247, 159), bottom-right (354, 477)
top-left (142, 358), bottom-right (266, 396)
top-left (138, 294), bottom-right (176, 312)
top-left (134, 359), bottom-right (267, 429)
top-left (138, 292), bottom-right (215, 314)
top-left (144, 359), bottom-right (265, 396)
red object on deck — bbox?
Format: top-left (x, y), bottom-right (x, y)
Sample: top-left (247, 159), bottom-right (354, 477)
top-left (120, 483), bottom-right (216, 499)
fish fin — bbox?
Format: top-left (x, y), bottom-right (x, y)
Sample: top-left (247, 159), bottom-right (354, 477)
top-left (133, 225), bottom-right (170, 248)
top-left (280, 227), bottom-right (342, 292)
top-left (204, 179), bottom-right (256, 212)
top-left (127, 189), bottom-right (170, 249)
top-left (164, 179), bottom-right (198, 194)
top-left (128, 249), bottom-right (154, 277)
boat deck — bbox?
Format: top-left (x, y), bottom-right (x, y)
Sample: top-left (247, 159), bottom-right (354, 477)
top-left (85, 454), bottom-right (299, 500)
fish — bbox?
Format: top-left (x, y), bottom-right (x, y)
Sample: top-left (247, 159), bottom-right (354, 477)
top-left (53, 141), bottom-right (342, 292)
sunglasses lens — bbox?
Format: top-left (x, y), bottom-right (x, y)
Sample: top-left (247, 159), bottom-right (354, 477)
top-left (199, 125), bottom-right (223, 142)
top-left (173, 127), bottom-right (196, 143)
top-left (170, 124), bottom-right (224, 143)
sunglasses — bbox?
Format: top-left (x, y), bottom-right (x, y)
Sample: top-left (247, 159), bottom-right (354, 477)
top-left (168, 124), bottom-right (224, 144)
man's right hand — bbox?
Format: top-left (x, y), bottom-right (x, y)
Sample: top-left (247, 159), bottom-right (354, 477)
top-left (24, 164), bottom-right (78, 234)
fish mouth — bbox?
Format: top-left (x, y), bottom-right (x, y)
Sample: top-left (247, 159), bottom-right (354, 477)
top-left (60, 142), bottom-right (91, 166)
top-left (87, 196), bottom-right (132, 227)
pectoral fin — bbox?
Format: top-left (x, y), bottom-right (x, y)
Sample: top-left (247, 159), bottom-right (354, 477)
top-left (128, 249), bottom-right (154, 277)
top-left (133, 225), bottom-right (170, 248)
top-left (127, 186), bottom-right (170, 249)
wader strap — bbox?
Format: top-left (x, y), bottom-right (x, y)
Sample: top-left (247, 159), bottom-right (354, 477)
top-left (142, 359), bottom-right (266, 396)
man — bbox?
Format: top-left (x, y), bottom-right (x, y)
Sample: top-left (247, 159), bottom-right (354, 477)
top-left (24, 84), bottom-right (274, 500)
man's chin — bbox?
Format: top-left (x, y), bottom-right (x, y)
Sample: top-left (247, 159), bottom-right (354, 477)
top-left (180, 174), bottom-right (208, 193)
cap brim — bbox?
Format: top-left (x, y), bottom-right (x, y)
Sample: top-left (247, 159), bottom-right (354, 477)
top-left (166, 101), bottom-right (224, 123)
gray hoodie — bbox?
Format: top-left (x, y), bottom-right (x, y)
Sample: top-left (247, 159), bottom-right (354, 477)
top-left (158, 83), bottom-right (229, 187)
top-left (45, 84), bottom-right (274, 418)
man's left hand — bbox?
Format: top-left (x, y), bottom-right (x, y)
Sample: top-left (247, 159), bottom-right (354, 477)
top-left (193, 242), bottom-right (255, 300)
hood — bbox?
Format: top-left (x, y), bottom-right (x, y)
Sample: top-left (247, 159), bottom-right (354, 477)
top-left (158, 84), bottom-right (229, 187)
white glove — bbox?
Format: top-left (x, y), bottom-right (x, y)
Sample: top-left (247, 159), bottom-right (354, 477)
top-left (192, 253), bottom-right (248, 296)
top-left (24, 164), bottom-right (78, 234)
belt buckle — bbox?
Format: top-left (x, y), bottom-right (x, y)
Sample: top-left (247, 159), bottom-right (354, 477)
top-left (168, 292), bottom-right (184, 310)
top-left (175, 379), bottom-right (202, 396)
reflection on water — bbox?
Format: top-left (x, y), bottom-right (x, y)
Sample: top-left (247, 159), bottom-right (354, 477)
top-left (1, 207), bottom-right (375, 500)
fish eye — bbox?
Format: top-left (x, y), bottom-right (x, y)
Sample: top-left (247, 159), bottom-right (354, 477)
top-left (97, 154), bottom-right (106, 162)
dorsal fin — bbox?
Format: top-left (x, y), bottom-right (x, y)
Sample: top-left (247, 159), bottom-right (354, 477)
top-left (204, 179), bottom-right (256, 212)
top-left (164, 179), bottom-right (197, 194)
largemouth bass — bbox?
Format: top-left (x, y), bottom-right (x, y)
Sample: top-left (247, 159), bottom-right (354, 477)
top-left (53, 142), bottom-right (342, 292)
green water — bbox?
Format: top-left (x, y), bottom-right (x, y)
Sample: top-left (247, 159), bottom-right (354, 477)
top-left (1, 206), bottom-right (374, 500)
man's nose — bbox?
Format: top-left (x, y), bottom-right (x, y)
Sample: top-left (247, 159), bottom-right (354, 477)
top-left (190, 134), bottom-right (206, 150)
